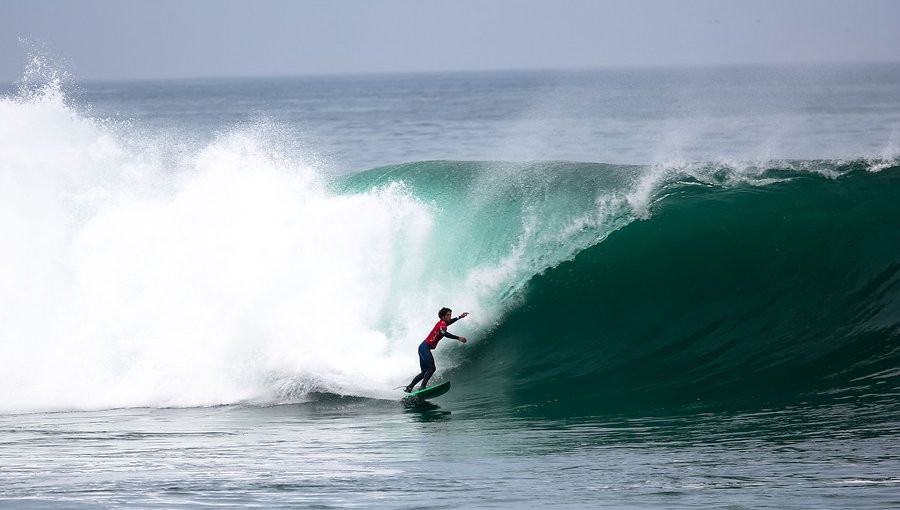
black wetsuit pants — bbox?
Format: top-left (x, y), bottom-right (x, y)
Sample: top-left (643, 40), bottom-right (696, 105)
top-left (407, 341), bottom-right (436, 390)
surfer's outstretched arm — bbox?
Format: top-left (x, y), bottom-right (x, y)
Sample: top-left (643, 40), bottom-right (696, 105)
top-left (446, 311), bottom-right (470, 326)
top-left (443, 312), bottom-right (469, 343)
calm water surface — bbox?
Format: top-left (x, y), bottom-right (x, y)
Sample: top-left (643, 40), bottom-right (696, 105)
top-left (2, 398), bottom-right (897, 509)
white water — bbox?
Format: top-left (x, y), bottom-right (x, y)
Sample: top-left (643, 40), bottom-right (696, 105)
top-left (0, 83), bottom-right (505, 414)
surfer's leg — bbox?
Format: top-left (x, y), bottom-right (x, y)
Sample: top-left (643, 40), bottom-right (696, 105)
top-left (406, 342), bottom-right (432, 392)
top-left (420, 348), bottom-right (436, 389)
top-left (405, 373), bottom-right (423, 392)
top-left (420, 369), bottom-right (435, 389)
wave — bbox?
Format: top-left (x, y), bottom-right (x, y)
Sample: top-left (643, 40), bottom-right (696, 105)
top-left (2, 75), bottom-right (898, 418)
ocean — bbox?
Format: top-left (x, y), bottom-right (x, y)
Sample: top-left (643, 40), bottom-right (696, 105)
top-left (1, 60), bottom-right (898, 508)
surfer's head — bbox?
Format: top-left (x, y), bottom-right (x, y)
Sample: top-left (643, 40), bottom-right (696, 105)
top-left (438, 307), bottom-right (452, 320)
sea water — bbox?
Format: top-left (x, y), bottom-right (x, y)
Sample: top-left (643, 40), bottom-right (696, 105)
top-left (1, 60), bottom-right (899, 508)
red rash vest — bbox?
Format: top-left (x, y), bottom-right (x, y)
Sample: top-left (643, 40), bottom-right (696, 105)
top-left (423, 318), bottom-right (460, 349)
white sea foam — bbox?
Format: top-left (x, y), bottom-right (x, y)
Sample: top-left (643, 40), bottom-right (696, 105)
top-left (0, 81), bottom-right (489, 413)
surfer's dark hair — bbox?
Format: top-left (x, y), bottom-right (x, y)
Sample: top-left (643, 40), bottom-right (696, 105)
top-left (439, 307), bottom-right (452, 318)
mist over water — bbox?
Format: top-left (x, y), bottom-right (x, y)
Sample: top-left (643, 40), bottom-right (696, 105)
top-left (23, 63), bottom-right (895, 173)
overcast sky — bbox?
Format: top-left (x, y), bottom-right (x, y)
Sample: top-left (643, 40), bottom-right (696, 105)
top-left (2, 0), bottom-right (899, 82)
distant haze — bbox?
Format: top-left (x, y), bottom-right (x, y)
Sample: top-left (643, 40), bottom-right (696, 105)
top-left (2, 0), bottom-right (900, 82)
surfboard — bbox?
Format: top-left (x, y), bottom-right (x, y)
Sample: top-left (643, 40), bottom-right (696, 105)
top-left (403, 381), bottom-right (451, 400)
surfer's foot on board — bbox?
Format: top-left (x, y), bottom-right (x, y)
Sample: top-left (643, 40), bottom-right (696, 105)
top-left (403, 386), bottom-right (412, 393)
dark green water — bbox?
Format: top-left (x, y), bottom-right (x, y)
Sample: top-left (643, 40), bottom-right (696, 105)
top-left (457, 162), bottom-right (900, 417)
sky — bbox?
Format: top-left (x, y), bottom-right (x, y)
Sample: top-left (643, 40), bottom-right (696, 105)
top-left (1, 0), bottom-right (899, 82)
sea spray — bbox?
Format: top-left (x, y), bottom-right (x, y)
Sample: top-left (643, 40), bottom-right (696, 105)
top-left (0, 83), bottom-right (445, 412)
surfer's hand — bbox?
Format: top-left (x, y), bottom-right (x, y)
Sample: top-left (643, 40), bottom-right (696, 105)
top-left (460, 312), bottom-right (469, 319)
top-left (459, 336), bottom-right (468, 343)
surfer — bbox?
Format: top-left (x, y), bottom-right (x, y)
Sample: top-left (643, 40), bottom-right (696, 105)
top-left (404, 307), bottom-right (469, 393)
